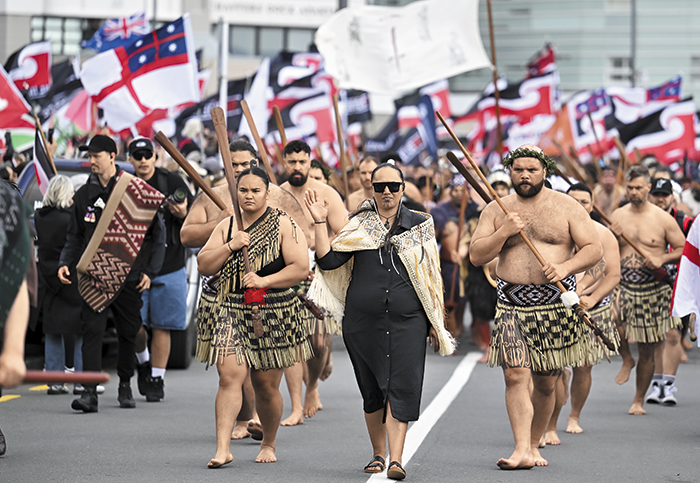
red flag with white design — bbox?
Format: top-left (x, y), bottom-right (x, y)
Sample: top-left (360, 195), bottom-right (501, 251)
top-left (3, 41), bottom-right (52, 98)
top-left (0, 64), bottom-right (34, 130)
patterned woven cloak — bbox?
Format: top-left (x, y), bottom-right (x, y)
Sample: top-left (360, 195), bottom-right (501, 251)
top-left (307, 200), bottom-right (456, 356)
top-left (76, 172), bottom-right (164, 313)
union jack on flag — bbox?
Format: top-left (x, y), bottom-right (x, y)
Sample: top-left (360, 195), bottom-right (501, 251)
top-left (80, 15), bottom-right (199, 131)
top-left (81, 12), bottom-right (149, 52)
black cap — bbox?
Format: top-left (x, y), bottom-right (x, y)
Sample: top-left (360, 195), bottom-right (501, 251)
top-left (650, 178), bottom-right (673, 196)
top-left (78, 134), bottom-right (117, 154)
top-left (128, 138), bottom-right (154, 157)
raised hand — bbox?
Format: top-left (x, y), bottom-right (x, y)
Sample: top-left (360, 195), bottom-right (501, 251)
top-left (304, 188), bottom-right (329, 223)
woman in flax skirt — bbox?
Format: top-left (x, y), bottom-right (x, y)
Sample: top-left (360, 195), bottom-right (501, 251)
top-left (198, 166), bottom-right (312, 467)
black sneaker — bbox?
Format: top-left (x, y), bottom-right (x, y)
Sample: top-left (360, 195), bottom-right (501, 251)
top-left (136, 361), bottom-right (151, 396)
top-left (118, 382), bottom-right (136, 408)
top-left (146, 376), bottom-right (164, 402)
top-left (71, 387), bottom-right (98, 413)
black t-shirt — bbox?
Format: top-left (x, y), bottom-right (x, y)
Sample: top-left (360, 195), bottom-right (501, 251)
top-left (145, 167), bottom-right (194, 276)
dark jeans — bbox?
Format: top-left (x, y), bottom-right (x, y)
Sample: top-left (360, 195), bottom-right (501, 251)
top-left (81, 281), bottom-right (143, 386)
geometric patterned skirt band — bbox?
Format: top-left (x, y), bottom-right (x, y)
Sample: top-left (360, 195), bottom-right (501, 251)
top-left (593, 293), bottom-right (611, 309)
top-left (620, 266), bottom-right (655, 284)
top-left (497, 274), bottom-right (576, 307)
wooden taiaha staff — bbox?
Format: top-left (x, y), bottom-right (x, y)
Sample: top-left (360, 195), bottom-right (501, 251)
top-left (486, 0), bottom-right (503, 160)
top-left (445, 152), bottom-right (491, 203)
top-left (333, 93), bottom-right (352, 207)
top-left (155, 131), bottom-right (227, 210)
top-left (155, 130), bottom-right (323, 322)
top-left (240, 100), bottom-right (278, 185)
top-left (211, 106), bottom-right (264, 337)
top-left (273, 106), bottom-right (287, 147)
top-left (22, 370), bottom-right (109, 385)
top-left (436, 111), bottom-right (616, 351)
top-left (272, 106), bottom-right (288, 172)
top-left (446, 182), bottom-right (469, 308)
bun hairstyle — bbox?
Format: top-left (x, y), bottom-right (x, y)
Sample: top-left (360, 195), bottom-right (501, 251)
top-left (371, 161), bottom-right (405, 183)
top-left (237, 165), bottom-right (270, 189)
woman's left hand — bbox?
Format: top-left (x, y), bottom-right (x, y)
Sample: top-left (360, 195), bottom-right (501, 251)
top-left (243, 272), bottom-right (267, 289)
top-left (428, 327), bottom-right (440, 353)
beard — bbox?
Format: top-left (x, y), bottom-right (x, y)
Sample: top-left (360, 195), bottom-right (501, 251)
top-left (288, 172), bottom-right (308, 187)
top-left (514, 179), bottom-right (544, 198)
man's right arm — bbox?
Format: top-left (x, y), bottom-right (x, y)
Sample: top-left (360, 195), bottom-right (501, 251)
top-left (180, 192), bottom-right (234, 248)
top-left (469, 203), bottom-right (523, 267)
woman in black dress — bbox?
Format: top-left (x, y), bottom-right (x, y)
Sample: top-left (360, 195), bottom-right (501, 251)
top-left (306, 162), bottom-right (455, 480)
top-left (198, 166), bottom-right (311, 467)
top-left (34, 175), bottom-right (83, 394)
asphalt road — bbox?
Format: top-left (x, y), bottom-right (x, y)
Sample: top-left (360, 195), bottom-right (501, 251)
top-left (2, 333), bottom-right (699, 482)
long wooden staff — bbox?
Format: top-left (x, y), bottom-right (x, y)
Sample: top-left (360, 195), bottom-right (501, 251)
top-left (23, 370), bottom-right (109, 384)
top-left (272, 106), bottom-right (288, 172)
top-left (155, 130), bottom-right (323, 320)
top-left (211, 106), bottom-right (265, 337)
top-left (333, 93), bottom-right (352, 207)
top-left (486, 0), bottom-right (503, 160)
top-left (155, 131), bottom-right (227, 210)
top-left (446, 152), bottom-right (491, 203)
top-left (240, 100), bottom-right (278, 185)
top-left (273, 106), bottom-right (287, 146)
top-left (446, 183), bottom-right (469, 308)
top-left (553, 167), bottom-right (648, 259)
top-left (437, 111), bottom-right (616, 351)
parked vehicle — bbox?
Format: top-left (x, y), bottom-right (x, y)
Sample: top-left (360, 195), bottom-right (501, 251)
top-left (19, 159), bottom-right (200, 369)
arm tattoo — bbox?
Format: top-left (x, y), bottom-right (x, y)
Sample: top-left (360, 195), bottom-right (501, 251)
top-left (586, 258), bottom-right (606, 280)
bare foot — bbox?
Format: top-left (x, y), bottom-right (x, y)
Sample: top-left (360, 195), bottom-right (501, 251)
top-left (231, 420), bottom-right (250, 440)
top-left (208, 453), bottom-right (233, 469)
top-left (566, 417), bottom-right (583, 433)
top-left (538, 434), bottom-right (546, 448)
top-left (255, 444), bottom-right (277, 463)
top-left (477, 352), bottom-right (489, 363)
top-left (531, 448), bottom-right (548, 467)
top-left (543, 430), bottom-right (560, 445)
top-left (303, 387), bottom-right (323, 419)
top-left (615, 358), bottom-right (635, 385)
top-left (319, 356), bottom-right (333, 381)
top-left (628, 402), bottom-right (646, 415)
top-left (496, 451), bottom-right (534, 470)
top-left (280, 411), bottom-right (304, 426)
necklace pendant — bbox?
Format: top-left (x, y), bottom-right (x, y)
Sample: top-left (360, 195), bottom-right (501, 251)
top-left (385, 220), bottom-right (390, 229)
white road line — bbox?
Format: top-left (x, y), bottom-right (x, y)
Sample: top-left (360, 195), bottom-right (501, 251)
top-left (367, 351), bottom-right (481, 481)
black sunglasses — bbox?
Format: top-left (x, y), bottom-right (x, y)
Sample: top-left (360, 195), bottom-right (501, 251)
top-left (373, 182), bottom-right (403, 193)
top-left (132, 151), bottom-right (153, 161)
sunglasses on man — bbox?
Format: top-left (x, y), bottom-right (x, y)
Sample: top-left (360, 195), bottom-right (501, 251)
top-left (373, 182), bottom-right (403, 193)
top-left (131, 151), bottom-right (153, 161)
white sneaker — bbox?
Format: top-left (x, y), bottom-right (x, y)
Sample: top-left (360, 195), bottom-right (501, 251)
top-left (661, 384), bottom-right (677, 405)
top-left (646, 382), bottom-right (663, 404)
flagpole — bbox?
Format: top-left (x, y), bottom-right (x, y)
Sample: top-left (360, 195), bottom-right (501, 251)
top-left (333, 93), bottom-right (352, 209)
top-left (486, 0), bottom-right (503, 161)
top-left (32, 113), bottom-right (57, 176)
top-left (218, 18), bottom-right (229, 115)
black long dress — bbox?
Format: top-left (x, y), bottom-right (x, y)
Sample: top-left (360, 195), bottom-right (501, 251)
top-left (316, 206), bottom-right (430, 422)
